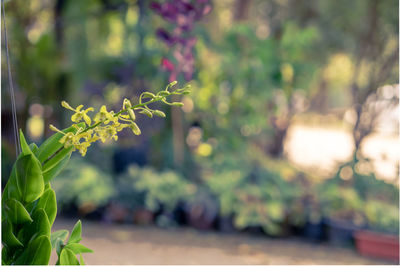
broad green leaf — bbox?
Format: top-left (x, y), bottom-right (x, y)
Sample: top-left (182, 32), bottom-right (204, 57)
top-left (60, 248), bottom-right (80, 265)
top-left (25, 235), bottom-right (51, 265)
top-left (32, 209), bottom-right (51, 238)
top-left (36, 123), bottom-right (84, 163)
top-left (51, 230), bottom-right (69, 248)
top-left (2, 219), bottom-right (23, 248)
top-left (13, 249), bottom-right (29, 265)
top-left (4, 198), bottom-right (33, 224)
top-left (68, 220), bottom-right (82, 244)
top-left (36, 188), bottom-right (57, 225)
top-left (64, 243), bottom-right (93, 254)
top-left (19, 130), bottom-right (33, 156)
top-left (42, 147), bottom-right (73, 173)
top-left (24, 209), bottom-right (51, 244)
top-left (42, 150), bottom-right (72, 183)
top-left (15, 153), bottom-right (44, 203)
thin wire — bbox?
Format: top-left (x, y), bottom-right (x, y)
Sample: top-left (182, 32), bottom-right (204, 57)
top-left (2, 0), bottom-right (21, 156)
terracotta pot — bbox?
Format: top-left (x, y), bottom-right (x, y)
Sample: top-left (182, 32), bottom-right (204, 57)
top-left (133, 208), bottom-right (154, 225)
top-left (354, 230), bottom-right (399, 262)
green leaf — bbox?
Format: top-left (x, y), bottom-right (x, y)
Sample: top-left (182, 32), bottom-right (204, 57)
top-left (36, 188), bottom-right (57, 225)
top-left (13, 249), bottom-right (29, 265)
top-left (19, 130), bottom-right (33, 156)
top-left (24, 209), bottom-right (51, 244)
top-left (25, 235), bottom-right (52, 265)
top-left (55, 238), bottom-right (64, 257)
top-left (60, 248), bottom-right (80, 265)
top-left (42, 147), bottom-right (73, 172)
top-left (36, 123), bottom-right (84, 163)
top-left (51, 230), bottom-right (69, 248)
top-left (4, 198), bottom-right (33, 224)
top-left (79, 253), bottom-right (85, 265)
top-left (43, 152), bottom-right (72, 183)
top-left (32, 209), bottom-right (51, 238)
top-left (15, 153), bottom-right (44, 203)
top-left (24, 198), bottom-right (38, 214)
top-left (2, 246), bottom-right (9, 265)
top-left (2, 173), bottom-right (21, 203)
top-left (64, 243), bottom-right (93, 254)
top-left (29, 143), bottom-right (39, 156)
top-left (42, 148), bottom-right (73, 179)
top-left (69, 220), bottom-right (82, 244)
top-left (2, 219), bottom-right (23, 248)
top-left (45, 182), bottom-right (52, 190)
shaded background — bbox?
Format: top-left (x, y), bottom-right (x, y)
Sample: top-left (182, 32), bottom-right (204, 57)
top-left (2, 0), bottom-right (399, 264)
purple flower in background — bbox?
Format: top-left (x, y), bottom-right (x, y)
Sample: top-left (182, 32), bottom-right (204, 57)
top-left (151, 0), bottom-right (212, 82)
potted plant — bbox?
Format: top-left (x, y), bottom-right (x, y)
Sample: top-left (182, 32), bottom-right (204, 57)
top-left (205, 169), bottom-right (244, 233)
top-left (127, 165), bottom-right (196, 226)
top-left (184, 186), bottom-right (219, 230)
top-left (354, 200), bottom-right (399, 262)
top-left (105, 172), bottom-right (146, 224)
top-left (233, 165), bottom-right (293, 237)
top-left (318, 179), bottom-right (367, 246)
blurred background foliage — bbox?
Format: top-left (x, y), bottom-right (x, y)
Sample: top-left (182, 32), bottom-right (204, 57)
top-left (1, 0), bottom-right (399, 241)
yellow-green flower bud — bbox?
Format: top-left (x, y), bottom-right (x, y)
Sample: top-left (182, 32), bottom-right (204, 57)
top-left (171, 102), bottom-right (184, 107)
top-left (166, 81), bottom-right (177, 91)
top-left (153, 110), bottom-right (166, 118)
top-left (140, 109), bottom-right (153, 118)
top-left (128, 109), bottom-right (136, 121)
top-left (123, 98), bottom-right (132, 109)
top-left (61, 101), bottom-right (74, 110)
top-left (129, 122), bottom-right (141, 135)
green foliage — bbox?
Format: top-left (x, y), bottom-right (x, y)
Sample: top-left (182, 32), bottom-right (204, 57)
top-left (318, 181), bottom-right (365, 224)
top-left (52, 158), bottom-right (115, 211)
top-left (318, 161), bottom-right (400, 233)
top-left (116, 165), bottom-right (196, 212)
top-left (364, 200), bottom-right (399, 235)
top-left (60, 248), bottom-right (80, 265)
top-left (204, 150), bottom-right (302, 236)
top-left (1, 128), bottom-right (91, 265)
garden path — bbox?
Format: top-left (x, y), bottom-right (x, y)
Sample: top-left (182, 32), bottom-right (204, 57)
top-left (52, 218), bottom-right (390, 265)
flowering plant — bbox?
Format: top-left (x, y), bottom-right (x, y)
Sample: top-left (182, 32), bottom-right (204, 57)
top-left (1, 82), bottom-right (189, 265)
top-left (151, 0), bottom-right (212, 81)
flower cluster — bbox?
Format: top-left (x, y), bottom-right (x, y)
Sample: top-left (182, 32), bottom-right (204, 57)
top-left (150, 0), bottom-right (212, 81)
top-left (50, 82), bottom-right (190, 156)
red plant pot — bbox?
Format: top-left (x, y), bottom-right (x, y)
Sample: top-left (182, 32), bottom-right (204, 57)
top-left (354, 230), bottom-right (399, 262)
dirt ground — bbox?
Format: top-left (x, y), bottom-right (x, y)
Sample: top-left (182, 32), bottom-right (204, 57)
top-left (52, 218), bottom-right (391, 265)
